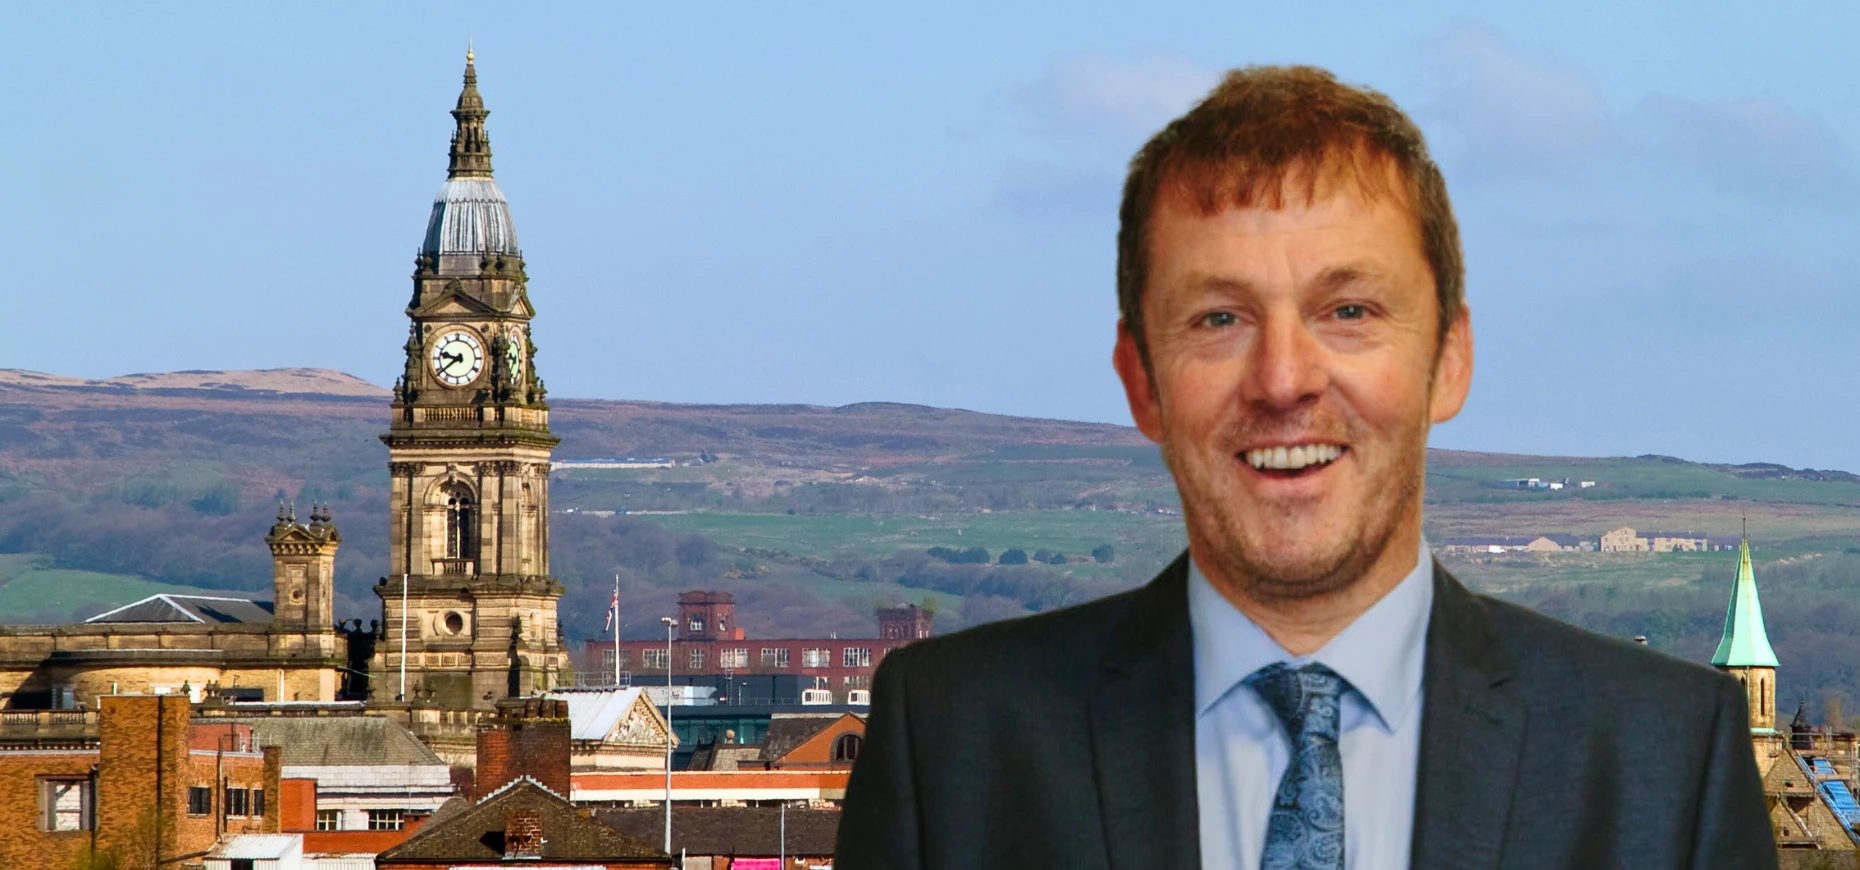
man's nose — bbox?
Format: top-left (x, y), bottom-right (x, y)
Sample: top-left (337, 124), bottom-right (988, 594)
top-left (1243, 312), bottom-right (1328, 408)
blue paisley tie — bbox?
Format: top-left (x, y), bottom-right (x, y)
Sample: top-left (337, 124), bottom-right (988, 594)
top-left (1248, 662), bottom-right (1347, 870)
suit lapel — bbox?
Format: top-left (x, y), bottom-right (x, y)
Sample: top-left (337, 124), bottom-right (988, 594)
top-left (1410, 563), bottom-right (1528, 869)
top-left (1089, 553), bottom-right (1201, 870)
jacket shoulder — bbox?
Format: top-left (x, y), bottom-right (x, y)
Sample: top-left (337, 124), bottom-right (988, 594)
top-left (1477, 592), bottom-right (1736, 700)
top-left (882, 582), bottom-right (1149, 679)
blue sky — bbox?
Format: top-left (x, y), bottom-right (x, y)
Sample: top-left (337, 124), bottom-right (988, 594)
top-left (5, 3), bottom-right (1859, 469)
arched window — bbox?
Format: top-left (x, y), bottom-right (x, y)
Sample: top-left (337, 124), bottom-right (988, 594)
top-left (444, 485), bottom-right (475, 560)
top-left (1761, 677), bottom-right (1769, 718)
top-left (832, 733), bottom-right (864, 763)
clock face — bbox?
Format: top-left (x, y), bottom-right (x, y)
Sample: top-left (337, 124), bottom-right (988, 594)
top-left (430, 330), bottom-right (484, 386)
top-left (505, 329), bottom-right (525, 378)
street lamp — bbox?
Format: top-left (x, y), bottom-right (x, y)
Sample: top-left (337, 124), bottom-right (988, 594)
top-left (660, 615), bottom-right (676, 855)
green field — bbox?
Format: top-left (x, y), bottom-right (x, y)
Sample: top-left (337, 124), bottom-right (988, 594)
top-left (629, 509), bottom-right (1189, 582)
top-left (0, 554), bottom-right (214, 624)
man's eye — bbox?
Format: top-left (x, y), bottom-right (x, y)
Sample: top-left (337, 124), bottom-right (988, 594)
top-left (1334, 304), bottom-right (1367, 321)
top-left (1202, 312), bottom-right (1237, 328)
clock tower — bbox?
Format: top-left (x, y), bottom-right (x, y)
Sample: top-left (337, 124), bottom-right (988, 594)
top-left (373, 49), bottom-right (566, 710)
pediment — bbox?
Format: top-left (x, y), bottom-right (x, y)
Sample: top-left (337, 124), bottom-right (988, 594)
top-left (413, 284), bottom-right (499, 317)
top-left (607, 695), bottom-right (673, 749)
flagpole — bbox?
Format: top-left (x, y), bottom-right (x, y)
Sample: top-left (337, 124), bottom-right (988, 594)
top-left (624, 572), bottom-right (632, 691)
top-left (398, 573), bottom-right (409, 701)
top-left (612, 573), bottom-right (622, 687)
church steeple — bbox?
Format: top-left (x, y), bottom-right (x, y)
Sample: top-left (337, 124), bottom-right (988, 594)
top-left (1711, 533), bottom-right (1779, 669)
top-left (447, 45), bottom-right (494, 179)
top-left (1712, 528), bottom-right (1779, 735)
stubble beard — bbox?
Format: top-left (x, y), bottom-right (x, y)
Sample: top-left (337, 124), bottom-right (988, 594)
top-left (1164, 410), bottom-right (1427, 605)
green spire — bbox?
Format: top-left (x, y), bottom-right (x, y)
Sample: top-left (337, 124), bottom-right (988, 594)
top-left (1710, 535), bottom-right (1779, 668)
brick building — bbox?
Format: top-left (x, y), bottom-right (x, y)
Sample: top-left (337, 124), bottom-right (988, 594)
top-left (0, 694), bottom-right (280, 869)
top-left (587, 593), bottom-right (933, 704)
top-left (376, 778), bottom-right (669, 868)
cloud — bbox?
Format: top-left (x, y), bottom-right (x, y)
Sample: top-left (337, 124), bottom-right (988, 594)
top-left (1635, 94), bottom-right (1858, 206)
top-left (1419, 23), bottom-right (1858, 208)
top-left (1011, 51), bottom-right (1219, 138)
top-left (1420, 24), bottom-right (1614, 165)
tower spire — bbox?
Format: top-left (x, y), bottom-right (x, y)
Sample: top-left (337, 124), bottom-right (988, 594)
top-left (447, 46), bottom-right (494, 179)
top-left (1711, 533), bottom-right (1779, 668)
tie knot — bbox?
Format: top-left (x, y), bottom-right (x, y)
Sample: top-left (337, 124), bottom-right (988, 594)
top-left (1246, 662), bottom-right (1346, 741)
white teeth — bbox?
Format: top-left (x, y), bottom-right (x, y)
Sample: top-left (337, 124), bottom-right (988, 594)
top-left (1245, 443), bottom-right (1343, 471)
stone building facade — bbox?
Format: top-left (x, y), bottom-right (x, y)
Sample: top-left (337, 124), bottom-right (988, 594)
top-left (0, 505), bottom-right (361, 710)
top-left (370, 48), bottom-right (568, 711)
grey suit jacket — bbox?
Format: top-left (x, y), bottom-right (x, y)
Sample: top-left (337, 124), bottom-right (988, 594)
top-left (836, 553), bottom-right (1775, 869)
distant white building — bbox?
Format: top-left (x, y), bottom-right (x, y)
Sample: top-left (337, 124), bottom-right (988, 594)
top-left (551, 457), bottom-right (675, 470)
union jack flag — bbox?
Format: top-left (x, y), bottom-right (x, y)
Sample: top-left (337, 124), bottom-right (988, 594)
top-left (604, 587), bottom-right (619, 632)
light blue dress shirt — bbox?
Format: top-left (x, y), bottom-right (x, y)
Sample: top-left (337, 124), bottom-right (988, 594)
top-left (1190, 538), bottom-right (1434, 870)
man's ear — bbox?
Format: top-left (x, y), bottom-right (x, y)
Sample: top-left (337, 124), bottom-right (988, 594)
top-left (1429, 306), bottom-right (1473, 425)
top-left (1114, 322), bottom-right (1165, 444)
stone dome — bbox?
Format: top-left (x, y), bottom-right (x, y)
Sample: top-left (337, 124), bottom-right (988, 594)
top-left (422, 177), bottom-right (520, 257)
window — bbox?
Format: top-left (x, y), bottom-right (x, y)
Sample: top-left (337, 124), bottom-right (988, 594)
top-left (689, 648), bottom-right (706, 670)
top-left (315, 809), bottom-right (341, 831)
top-left (252, 788), bottom-right (265, 817)
top-left (40, 778), bottom-right (91, 831)
top-left (689, 616), bottom-right (704, 632)
top-left (443, 484), bottom-right (475, 560)
top-left (842, 675), bottom-right (870, 688)
top-left (642, 648), bottom-right (668, 669)
top-left (802, 648), bottom-right (832, 668)
top-left (225, 786), bottom-right (249, 817)
top-left (187, 787), bottom-right (212, 816)
top-left (721, 648), bottom-right (748, 669)
top-left (832, 733), bottom-right (864, 762)
top-left (369, 809), bottom-right (406, 831)
top-left (761, 647), bottom-right (788, 668)
top-left (842, 648), bottom-right (872, 668)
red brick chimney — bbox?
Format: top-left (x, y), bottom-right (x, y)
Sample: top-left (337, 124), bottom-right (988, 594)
top-left (474, 697), bottom-right (571, 800)
top-left (504, 808), bottom-right (544, 858)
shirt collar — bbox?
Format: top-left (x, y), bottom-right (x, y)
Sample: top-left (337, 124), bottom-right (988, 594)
top-left (1188, 536), bottom-right (1435, 732)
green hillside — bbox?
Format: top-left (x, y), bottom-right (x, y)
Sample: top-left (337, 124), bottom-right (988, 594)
top-left (0, 553), bottom-right (219, 624)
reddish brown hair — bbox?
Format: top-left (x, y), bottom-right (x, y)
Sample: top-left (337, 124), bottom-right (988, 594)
top-left (1116, 65), bottom-right (1463, 362)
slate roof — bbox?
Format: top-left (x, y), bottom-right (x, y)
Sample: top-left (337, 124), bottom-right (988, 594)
top-left (377, 778), bottom-right (667, 864)
top-left (222, 716), bottom-right (444, 767)
top-left (546, 687), bottom-right (648, 741)
top-left (760, 714), bottom-right (845, 763)
top-left (85, 594), bottom-right (273, 625)
top-left (687, 742), bottom-right (765, 772)
top-left (598, 806), bottom-right (841, 857)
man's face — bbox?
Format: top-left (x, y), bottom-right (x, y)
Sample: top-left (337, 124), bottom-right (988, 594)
top-left (1114, 172), bottom-right (1472, 600)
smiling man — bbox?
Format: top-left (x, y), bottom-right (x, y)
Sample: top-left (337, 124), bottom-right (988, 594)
top-left (837, 66), bottom-right (1773, 869)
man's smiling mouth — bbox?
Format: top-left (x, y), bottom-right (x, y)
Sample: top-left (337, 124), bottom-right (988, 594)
top-left (1243, 443), bottom-right (1345, 476)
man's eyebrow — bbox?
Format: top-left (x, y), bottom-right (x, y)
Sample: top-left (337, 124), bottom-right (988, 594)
top-left (1185, 274), bottom-right (1261, 296)
top-left (1309, 264), bottom-right (1382, 293)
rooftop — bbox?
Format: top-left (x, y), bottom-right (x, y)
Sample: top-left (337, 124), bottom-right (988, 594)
top-left (222, 716), bottom-right (445, 766)
top-left (84, 593), bottom-right (272, 625)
